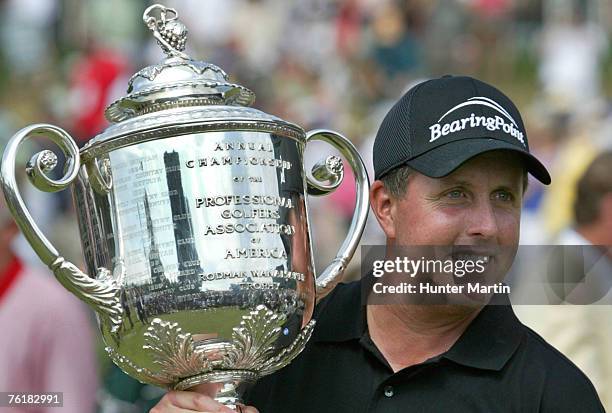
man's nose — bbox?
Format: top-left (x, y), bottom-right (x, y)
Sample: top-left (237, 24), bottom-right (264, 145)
top-left (465, 200), bottom-right (499, 239)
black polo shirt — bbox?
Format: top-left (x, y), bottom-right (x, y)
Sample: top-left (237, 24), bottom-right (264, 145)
top-left (244, 281), bottom-right (604, 412)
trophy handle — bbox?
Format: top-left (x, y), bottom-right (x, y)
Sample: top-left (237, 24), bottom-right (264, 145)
top-left (0, 124), bottom-right (122, 330)
top-left (305, 129), bottom-right (369, 300)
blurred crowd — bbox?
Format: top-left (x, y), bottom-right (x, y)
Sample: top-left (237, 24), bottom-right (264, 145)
top-left (0, 0), bottom-right (611, 412)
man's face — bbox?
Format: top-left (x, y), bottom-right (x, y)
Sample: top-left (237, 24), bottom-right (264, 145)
top-left (373, 151), bottom-right (525, 298)
top-left (389, 151), bottom-right (524, 248)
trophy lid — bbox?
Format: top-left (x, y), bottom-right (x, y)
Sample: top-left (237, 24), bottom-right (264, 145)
top-left (81, 3), bottom-right (304, 160)
top-left (105, 4), bottom-right (255, 123)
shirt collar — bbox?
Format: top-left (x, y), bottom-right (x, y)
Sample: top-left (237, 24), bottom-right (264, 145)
top-left (312, 280), bottom-right (524, 372)
top-left (442, 293), bottom-right (525, 371)
top-left (311, 281), bottom-right (366, 342)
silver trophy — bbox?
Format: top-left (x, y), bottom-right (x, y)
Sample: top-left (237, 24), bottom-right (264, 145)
top-left (0, 4), bottom-right (368, 409)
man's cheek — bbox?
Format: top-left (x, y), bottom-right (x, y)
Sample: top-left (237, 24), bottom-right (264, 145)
top-left (423, 212), bottom-right (466, 244)
top-left (400, 220), bottom-right (460, 245)
top-left (496, 212), bottom-right (522, 245)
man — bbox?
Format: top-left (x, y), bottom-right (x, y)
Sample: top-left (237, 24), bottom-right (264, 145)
top-left (0, 186), bottom-right (99, 412)
top-left (560, 150), bottom-right (612, 251)
top-left (551, 150), bottom-right (612, 305)
top-left (515, 150), bottom-right (612, 410)
top-left (151, 76), bottom-right (604, 412)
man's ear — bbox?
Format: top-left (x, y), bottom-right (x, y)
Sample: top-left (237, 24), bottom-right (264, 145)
top-left (370, 180), bottom-right (396, 239)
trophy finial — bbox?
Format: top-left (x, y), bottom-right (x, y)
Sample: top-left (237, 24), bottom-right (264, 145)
top-left (105, 3), bottom-right (255, 122)
top-left (143, 4), bottom-right (190, 60)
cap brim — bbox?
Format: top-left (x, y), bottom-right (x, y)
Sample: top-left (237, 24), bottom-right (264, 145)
top-left (406, 138), bottom-right (551, 185)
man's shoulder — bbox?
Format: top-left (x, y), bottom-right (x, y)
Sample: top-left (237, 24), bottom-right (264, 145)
top-left (520, 323), bottom-right (596, 381)
top-left (515, 322), bottom-right (604, 411)
top-left (313, 280), bottom-right (362, 321)
top-left (244, 281), bottom-right (363, 410)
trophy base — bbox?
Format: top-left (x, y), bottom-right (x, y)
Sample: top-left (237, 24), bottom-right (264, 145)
top-left (174, 370), bottom-right (259, 410)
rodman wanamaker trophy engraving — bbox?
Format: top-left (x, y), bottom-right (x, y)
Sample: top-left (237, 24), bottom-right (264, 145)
top-left (0, 4), bottom-right (369, 408)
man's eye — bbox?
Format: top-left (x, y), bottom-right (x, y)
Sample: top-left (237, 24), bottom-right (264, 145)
top-left (493, 191), bottom-right (514, 202)
top-left (446, 190), bottom-right (465, 199)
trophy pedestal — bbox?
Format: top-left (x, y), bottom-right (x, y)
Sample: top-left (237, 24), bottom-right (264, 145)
top-left (215, 382), bottom-right (244, 411)
top-left (176, 370), bottom-right (258, 410)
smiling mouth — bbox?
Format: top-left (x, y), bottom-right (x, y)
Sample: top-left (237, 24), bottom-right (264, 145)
top-left (450, 253), bottom-right (493, 280)
top-left (450, 245), bottom-right (498, 264)
top-left (451, 254), bottom-right (490, 264)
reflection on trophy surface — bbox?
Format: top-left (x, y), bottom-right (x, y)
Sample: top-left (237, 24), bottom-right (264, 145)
top-left (0, 3), bottom-right (369, 409)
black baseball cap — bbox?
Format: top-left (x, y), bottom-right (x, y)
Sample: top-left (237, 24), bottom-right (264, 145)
top-left (373, 75), bottom-right (551, 185)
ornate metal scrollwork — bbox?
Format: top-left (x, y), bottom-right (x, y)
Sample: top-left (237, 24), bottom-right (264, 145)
top-left (52, 261), bottom-right (123, 332)
top-left (307, 155), bottom-right (344, 196)
top-left (143, 4), bottom-right (190, 60)
top-left (304, 129), bottom-right (370, 300)
top-left (223, 305), bottom-right (289, 370)
top-left (106, 306), bottom-right (315, 388)
top-left (0, 124), bottom-right (123, 331)
top-left (143, 318), bottom-right (212, 379)
top-left (105, 347), bottom-right (169, 387)
top-left (259, 319), bottom-right (316, 376)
